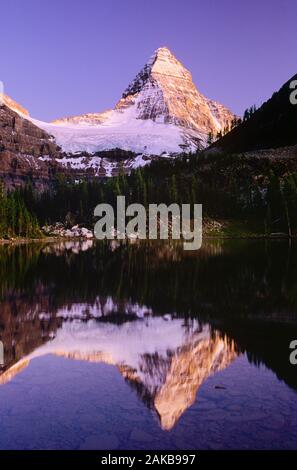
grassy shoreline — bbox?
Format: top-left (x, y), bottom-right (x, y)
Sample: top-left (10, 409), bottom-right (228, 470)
top-left (0, 231), bottom-right (294, 246)
top-left (0, 216), bottom-right (293, 244)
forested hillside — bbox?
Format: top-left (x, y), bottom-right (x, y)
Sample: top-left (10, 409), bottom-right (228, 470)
top-left (16, 150), bottom-right (297, 237)
top-left (213, 74), bottom-right (297, 153)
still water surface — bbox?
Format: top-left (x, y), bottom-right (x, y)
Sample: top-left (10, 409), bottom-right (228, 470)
top-left (0, 239), bottom-right (296, 449)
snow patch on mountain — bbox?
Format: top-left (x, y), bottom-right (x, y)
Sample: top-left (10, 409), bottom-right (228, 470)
top-left (33, 114), bottom-right (199, 155)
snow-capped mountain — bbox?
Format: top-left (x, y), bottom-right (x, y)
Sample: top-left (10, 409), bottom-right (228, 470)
top-left (1, 47), bottom-right (236, 180)
top-left (36, 46), bottom-right (235, 156)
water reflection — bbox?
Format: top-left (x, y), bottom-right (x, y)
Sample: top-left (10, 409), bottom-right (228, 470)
top-left (0, 239), bottom-right (296, 434)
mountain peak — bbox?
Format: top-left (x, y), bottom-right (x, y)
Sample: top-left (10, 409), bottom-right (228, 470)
top-left (153, 46), bottom-right (174, 59)
top-left (117, 47), bottom-right (234, 139)
top-left (149, 46), bottom-right (192, 82)
top-left (121, 46), bottom-right (191, 99)
top-left (155, 45), bottom-right (171, 53)
top-left (47, 48), bottom-right (235, 156)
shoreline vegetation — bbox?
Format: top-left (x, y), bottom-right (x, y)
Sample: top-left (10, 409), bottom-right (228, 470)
top-left (2, 149), bottom-right (297, 242)
top-left (0, 218), bottom-right (296, 245)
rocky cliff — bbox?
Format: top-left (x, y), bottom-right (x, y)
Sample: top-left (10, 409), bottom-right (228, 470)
top-left (0, 100), bottom-right (61, 189)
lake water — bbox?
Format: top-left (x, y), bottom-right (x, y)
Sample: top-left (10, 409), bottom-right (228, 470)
top-left (0, 239), bottom-right (296, 450)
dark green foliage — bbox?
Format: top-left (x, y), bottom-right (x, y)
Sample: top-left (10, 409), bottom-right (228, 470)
top-left (0, 183), bottom-right (41, 239)
top-left (243, 105), bottom-right (257, 121)
top-left (11, 148), bottom-right (297, 238)
top-left (215, 74), bottom-right (297, 152)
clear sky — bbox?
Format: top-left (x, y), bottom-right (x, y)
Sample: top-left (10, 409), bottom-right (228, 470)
top-left (0, 0), bottom-right (296, 121)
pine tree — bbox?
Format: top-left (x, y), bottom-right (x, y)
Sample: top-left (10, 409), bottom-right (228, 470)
top-left (170, 175), bottom-right (178, 203)
top-left (266, 171), bottom-right (282, 227)
top-left (282, 175), bottom-right (297, 235)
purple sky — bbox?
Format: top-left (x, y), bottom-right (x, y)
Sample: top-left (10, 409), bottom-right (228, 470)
top-left (0, 0), bottom-right (296, 121)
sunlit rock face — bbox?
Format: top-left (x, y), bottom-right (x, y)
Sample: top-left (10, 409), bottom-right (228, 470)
top-left (117, 47), bottom-right (234, 137)
top-left (50, 47), bottom-right (235, 154)
top-left (154, 333), bottom-right (237, 430)
top-left (53, 110), bottom-right (113, 127)
top-left (1, 93), bottom-right (29, 117)
top-left (0, 360), bottom-right (30, 385)
top-left (46, 318), bottom-right (237, 430)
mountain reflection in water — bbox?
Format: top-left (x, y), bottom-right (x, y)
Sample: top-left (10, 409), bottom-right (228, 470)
top-left (0, 239), bottom-right (296, 439)
top-left (0, 309), bottom-right (237, 430)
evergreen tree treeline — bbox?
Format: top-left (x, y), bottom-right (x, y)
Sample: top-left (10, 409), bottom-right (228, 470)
top-left (16, 152), bottom-right (297, 237)
top-left (0, 183), bottom-right (40, 239)
top-left (1, 152), bottom-right (296, 239)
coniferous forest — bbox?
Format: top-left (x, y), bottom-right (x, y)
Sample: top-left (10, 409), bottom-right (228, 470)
top-left (1, 150), bottom-right (297, 239)
top-left (0, 183), bottom-right (40, 239)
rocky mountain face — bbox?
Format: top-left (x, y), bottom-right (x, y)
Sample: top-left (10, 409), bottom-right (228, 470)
top-left (153, 333), bottom-right (236, 430)
top-left (53, 109), bottom-right (113, 126)
top-left (0, 98), bottom-right (61, 189)
top-left (50, 47), bottom-right (235, 155)
top-left (1, 94), bottom-right (29, 117)
top-left (117, 47), bottom-right (234, 136)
